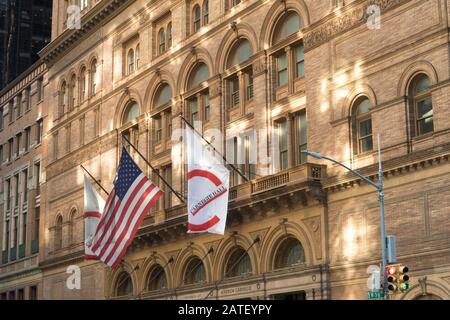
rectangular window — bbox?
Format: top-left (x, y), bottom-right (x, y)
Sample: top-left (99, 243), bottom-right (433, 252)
top-left (13, 216), bottom-right (18, 248)
top-left (155, 116), bottom-right (162, 143)
top-left (37, 119), bottom-right (43, 144)
top-left (17, 95), bottom-right (23, 118)
top-left (34, 162), bottom-right (41, 196)
top-left (38, 78), bottom-right (44, 101)
top-left (277, 119), bottom-right (288, 170)
top-left (8, 138), bottom-right (13, 160)
top-left (358, 118), bottom-right (373, 153)
top-left (34, 207), bottom-right (40, 243)
top-left (9, 101), bottom-right (14, 123)
top-left (14, 174), bottom-right (20, 207)
top-left (232, 137), bottom-right (238, 186)
top-left (277, 53), bottom-right (288, 87)
top-left (29, 286), bottom-right (37, 300)
top-left (22, 212), bottom-right (27, 247)
top-left (190, 98), bottom-right (199, 123)
top-left (243, 134), bottom-right (256, 180)
top-left (80, 0), bottom-right (88, 11)
top-left (23, 169), bottom-right (28, 203)
top-left (6, 179), bottom-right (11, 211)
top-left (26, 87), bottom-right (32, 111)
top-left (25, 127), bottom-right (31, 152)
top-left (203, 94), bottom-right (210, 122)
top-left (0, 106), bottom-right (3, 130)
top-left (296, 110), bottom-right (307, 165)
top-left (246, 69), bottom-right (254, 101)
top-left (0, 145), bottom-right (2, 163)
top-left (16, 133), bottom-right (22, 155)
top-left (416, 98), bottom-right (434, 135)
top-left (17, 289), bottom-right (24, 300)
top-left (294, 45), bottom-right (305, 78)
top-left (193, 15), bottom-right (201, 32)
top-left (9, 291), bottom-right (15, 300)
top-left (167, 111), bottom-right (172, 139)
top-left (163, 165), bottom-right (172, 210)
top-left (229, 76), bottom-right (240, 108)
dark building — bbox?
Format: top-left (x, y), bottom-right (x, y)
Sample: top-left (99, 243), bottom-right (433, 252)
top-left (0, 0), bottom-right (52, 89)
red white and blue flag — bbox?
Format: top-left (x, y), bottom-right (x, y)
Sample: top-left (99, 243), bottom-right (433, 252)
top-left (88, 148), bottom-right (163, 268)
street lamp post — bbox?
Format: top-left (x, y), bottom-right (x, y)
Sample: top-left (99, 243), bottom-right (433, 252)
top-left (302, 135), bottom-right (388, 299)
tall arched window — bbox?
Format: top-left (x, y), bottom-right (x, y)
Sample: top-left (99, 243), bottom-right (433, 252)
top-left (147, 265), bottom-right (167, 291)
top-left (153, 84), bottom-right (173, 145)
top-left (274, 237), bottom-right (305, 269)
top-left (193, 5), bottom-right (201, 33)
top-left (115, 272), bottom-right (133, 297)
top-left (122, 101), bottom-right (140, 125)
top-left (353, 97), bottom-right (373, 154)
top-left (186, 63), bottom-right (210, 126)
top-left (70, 75), bottom-right (77, 110)
top-left (166, 23), bottom-right (172, 48)
top-left (225, 247), bottom-right (252, 278)
top-left (80, 66), bottom-right (87, 102)
top-left (409, 74), bottom-right (433, 137)
top-left (68, 210), bottom-right (76, 245)
top-left (60, 82), bottom-right (67, 116)
top-left (127, 49), bottom-right (135, 75)
top-left (158, 28), bottom-right (166, 55)
top-left (135, 45), bottom-right (140, 69)
top-left (91, 59), bottom-right (98, 96)
top-left (55, 215), bottom-right (63, 250)
top-left (225, 39), bottom-right (254, 111)
top-left (271, 11), bottom-right (305, 96)
top-left (203, 1), bottom-right (209, 25)
top-left (184, 257), bottom-right (206, 285)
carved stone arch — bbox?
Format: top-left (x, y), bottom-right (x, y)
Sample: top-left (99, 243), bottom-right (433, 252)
top-left (177, 47), bottom-right (215, 94)
top-left (399, 278), bottom-right (450, 300)
top-left (260, 221), bottom-right (315, 273)
top-left (114, 88), bottom-right (144, 129)
top-left (341, 83), bottom-right (377, 119)
top-left (108, 260), bottom-right (138, 297)
top-left (259, 0), bottom-right (310, 49)
top-left (397, 61), bottom-right (438, 97)
top-left (213, 234), bottom-right (259, 281)
top-left (54, 211), bottom-right (64, 226)
top-left (68, 204), bottom-right (79, 219)
top-left (141, 253), bottom-right (174, 290)
top-left (144, 70), bottom-right (177, 112)
top-left (215, 22), bottom-right (259, 73)
top-left (88, 53), bottom-right (100, 68)
top-left (77, 61), bottom-right (88, 75)
top-left (173, 244), bottom-right (212, 286)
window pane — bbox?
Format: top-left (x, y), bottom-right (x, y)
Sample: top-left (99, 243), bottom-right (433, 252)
top-left (415, 76), bottom-right (431, 93)
top-left (360, 136), bottom-right (373, 153)
top-left (155, 84), bottom-right (172, 107)
top-left (356, 98), bottom-right (371, 115)
top-left (189, 63), bottom-right (209, 89)
top-left (124, 102), bottom-right (139, 124)
top-left (295, 46), bottom-right (305, 78)
top-left (227, 39), bottom-right (253, 68)
top-left (190, 98), bottom-right (199, 122)
top-left (417, 98), bottom-right (433, 119)
top-left (277, 54), bottom-right (288, 86)
top-left (418, 117), bottom-right (434, 135)
top-left (359, 119), bottom-right (372, 137)
top-left (273, 12), bottom-right (302, 44)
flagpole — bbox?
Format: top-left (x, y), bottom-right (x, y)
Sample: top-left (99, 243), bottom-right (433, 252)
top-left (80, 164), bottom-right (109, 196)
top-left (179, 113), bottom-right (249, 183)
top-left (203, 236), bottom-right (260, 300)
top-left (121, 135), bottom-right (185, 204)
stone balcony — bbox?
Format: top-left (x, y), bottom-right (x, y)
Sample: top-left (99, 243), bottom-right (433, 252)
top-left (132, 163), bottom-right (327, 249)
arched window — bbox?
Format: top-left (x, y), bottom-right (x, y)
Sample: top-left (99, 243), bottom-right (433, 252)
top-left (188, 63), bottom-right (209, 90)
top-left (352, 97), bottom-right (373, 154)
top-left (226, 39), bottom-right (253, 69)
top-left (122, 101), bottom-right (140, 125)
top-left (186, 63), bottom-right (210, 125)
top-left (274, 237), bottom-right (306, 269)
top-left (147, 265), bottom-right (167, 291)
top-left (225, 247), bottom-right (252, 278)
top-left (203, 1), bottom-right (209, 25)
top-left (80, 66), bottom-right (87, 102)
top-left (91, 59), bottom-right (98, 96)
top-left (167, 23), bottom-right (172, 48)
top-left (127, 49), bottom-right (135, 75)
top-left (135, 45), bottom-right (140, 70)
top-left (115, 272), bottom-right (133, 297)
top-left (273, 11), bottom-right (303, 44)
top-left (158, 28), bottom-right (166, 55)
top-left (231, 0), bottom-right (241, 8)
top-left (193, 5), bottom-right (201, 33)
top-left (60, 82), bottom-right (67, 115)
top-left (70, 75), bottom-right (77, 110)
top-left (55, 215), bottom-right (63, 250)
top-left (154, 84), bottom-right (172, 108)
top-left (409, 74), bottom-right (433, 136)
top-left (184, 257), bottom-right (206, 285)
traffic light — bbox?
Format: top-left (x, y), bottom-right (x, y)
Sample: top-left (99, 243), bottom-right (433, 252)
top-left (386, 265), bottom-right (397, 293)
top-left (386, 264), bottom-right (410, 294)
top-left (398, 265), bottom-right (410, 292)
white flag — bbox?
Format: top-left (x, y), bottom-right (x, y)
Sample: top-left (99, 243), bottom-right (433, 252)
top-left (83, 175), bottom-right (105, 260)
top-left (186, 126), bottom-right (230, 235)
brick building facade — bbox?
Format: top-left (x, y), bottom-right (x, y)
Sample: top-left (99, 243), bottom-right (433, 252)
top-left (1, 0), bottom-right (450, 300)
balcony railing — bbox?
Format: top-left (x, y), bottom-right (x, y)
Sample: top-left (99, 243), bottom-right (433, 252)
top-left (252, 172), bottom-right (289, 193)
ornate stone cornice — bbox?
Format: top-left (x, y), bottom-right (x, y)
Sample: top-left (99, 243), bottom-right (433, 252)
top-left (39, 0), bottom-right (132, 66)
top-left (304, 0), bottom-right (412, 50)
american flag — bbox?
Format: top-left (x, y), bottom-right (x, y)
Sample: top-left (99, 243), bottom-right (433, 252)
top-left (88, 147), bottom-right (163, 268)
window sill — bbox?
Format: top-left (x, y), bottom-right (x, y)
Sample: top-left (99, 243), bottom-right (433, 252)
top-left (412, 131), bottom-right (434, 142)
